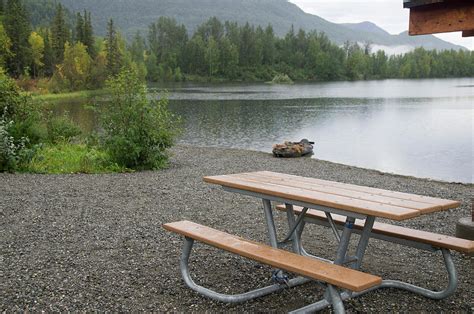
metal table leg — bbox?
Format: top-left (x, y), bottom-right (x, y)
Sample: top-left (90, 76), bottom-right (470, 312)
top-left (262, 199), bottom-right (278, 247)
top-left (291, 216), bottom-right (358, 314)
top-left (353, 216), bottom-right (375, 269)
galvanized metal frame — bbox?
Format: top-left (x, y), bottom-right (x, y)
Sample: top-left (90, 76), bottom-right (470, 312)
top-left (270, 196), bottom-right (458, 312)
top-left (292, 249), bottom-right (457, 313)
top-left (173, 184), bottom-right (459, 313)
top-left (178, 236), bottom-right (312, 303)
top-left (262, 198), bottom-right (346, 314)
top-left (292, 211), bottom-right (459, 306)
top-left (302, 215), bottom-right (439, 252)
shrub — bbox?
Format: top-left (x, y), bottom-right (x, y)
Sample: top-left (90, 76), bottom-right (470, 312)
top-left (270, 73), bottom-right (294, 84)
top-left (98, 68), bottom-right (181, 170)
top-left (46, 113), bottom-right (82, 144)
top-left (0, 115), bottom-right (27, 171)
top-left (0, 69), bottom-right (45, 145)
top-left (0, 69), bottom-right (44, 171)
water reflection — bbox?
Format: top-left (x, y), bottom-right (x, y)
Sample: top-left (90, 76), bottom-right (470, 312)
top-left (53, 78), bottom-right (474, 183)
top-left (169, 96), bottom-right (472, 183)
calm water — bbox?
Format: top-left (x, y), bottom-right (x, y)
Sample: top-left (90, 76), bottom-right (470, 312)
top-left (56, 78), bottom-right (474, 183)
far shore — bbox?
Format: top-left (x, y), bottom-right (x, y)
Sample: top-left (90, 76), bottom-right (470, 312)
top-left (31, 89), bottom-right (109, 103)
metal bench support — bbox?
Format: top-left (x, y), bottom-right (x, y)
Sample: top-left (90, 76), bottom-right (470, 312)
top-left (280, 206), bottom-right (459, 312)
top-left (285, 212), bottom-right (459, 306)
top-left (178, 237), bottom-right (311, 303)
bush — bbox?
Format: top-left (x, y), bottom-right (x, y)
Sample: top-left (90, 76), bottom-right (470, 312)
top-left (1, 69), bottom-right (46, 145)
top-left (46, 113), bottom-right (82, 144)
top-left (270, 73), bottom-right (294, 84)
top-left (98, 68), bottom-right (181, 170)
top-left (0, 115), bottom-right (27, 171)
top-left (0, 69), bottom-right (44, 171)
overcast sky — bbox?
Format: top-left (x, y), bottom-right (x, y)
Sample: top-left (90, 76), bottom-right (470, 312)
top-left (289, 0), bottom-right (473, 50)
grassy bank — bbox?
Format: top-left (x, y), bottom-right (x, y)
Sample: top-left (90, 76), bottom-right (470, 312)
top-left (24, 143), bottom-right (124, 174)
top-left (32, 89), bottom-right (109, 103)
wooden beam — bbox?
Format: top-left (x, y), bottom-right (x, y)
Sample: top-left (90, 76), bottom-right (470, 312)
top-left (409, 2), bottom-right (474, 35)
top-left (404, 0), bottom-right (444, 9)
top-left (462, 30), bottom-right (474, 37)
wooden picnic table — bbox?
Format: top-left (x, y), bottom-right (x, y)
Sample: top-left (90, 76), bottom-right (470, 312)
top-left (165, 171), bottom-right (469, 313)
top-left (202, 171), bottom-right (465, 312)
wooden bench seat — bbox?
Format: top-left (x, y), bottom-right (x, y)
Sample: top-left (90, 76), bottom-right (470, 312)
top-left (164, 220), bottom-right (382, 292)
top-left (275, 205), bottom-right (474, 254)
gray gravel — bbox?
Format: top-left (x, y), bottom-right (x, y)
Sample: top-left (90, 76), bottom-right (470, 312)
top-left (1, 145), bottom-right (473, 312)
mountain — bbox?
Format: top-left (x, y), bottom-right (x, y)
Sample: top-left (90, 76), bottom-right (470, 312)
top-left (58, 0), bottom-right (464, 51)
top-left (24, 0), bottom-right (74, 28)
top-left (342, 22), bottom-right (461, 51)
top-left (341, 22), bottom-right (390, 37)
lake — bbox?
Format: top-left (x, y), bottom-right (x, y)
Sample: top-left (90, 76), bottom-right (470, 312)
top-left (55, 78), bottom-right (474, 183)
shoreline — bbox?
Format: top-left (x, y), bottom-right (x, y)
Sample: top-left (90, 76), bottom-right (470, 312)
top-left (1, 145), bottom-right (472, 312)
top-left (31, 89), bottom-right (109, 103)
top-left (177, 144), bottom-right (473, 186)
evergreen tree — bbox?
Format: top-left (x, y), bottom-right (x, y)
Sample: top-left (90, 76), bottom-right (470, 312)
top-left (4, 0), bottom-right (32, 76)
top-left (145, 52), bottom-right (159, 81)
top-left (261, 25), bottom-right (275, 65)
top-left (105, 18), bottom-right (122, 77)
top-left (196, 17), bottom-right (224, 42)
top-left (51, 3), bottom-right (70, 65)
top-left (83, 10), bottom-right (95, 58)
top-left (129, 31), bottom-right (146, 63)
top-left (205, 37), bottom-right (219, 77)
top-left (74, 12), bottom-right (84, 43)
top-left (219, 37), bottom-right (238, 78)
top-left (183, 35), bottom-right (206, 75)
top-left (239, 23), bottom-right (258, 67)
top-left (89, 40), bottom-right (107, 88)
top-left (39, 28), bottom-right (54, 76)
top-left (148, 17), bottom-right (187, 70)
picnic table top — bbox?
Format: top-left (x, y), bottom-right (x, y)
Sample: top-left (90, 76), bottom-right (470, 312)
top-left (203, 171), bottom-right (461, 221)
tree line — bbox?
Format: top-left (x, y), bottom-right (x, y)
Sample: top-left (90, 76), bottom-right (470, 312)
top-left (0, 0), bottom-right (473, 93)
top-left (1, 0), bottom-right (135, 92)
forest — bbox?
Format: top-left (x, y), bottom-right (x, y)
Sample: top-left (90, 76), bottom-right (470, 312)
top-left (1, 0), bottom-right (473, 94)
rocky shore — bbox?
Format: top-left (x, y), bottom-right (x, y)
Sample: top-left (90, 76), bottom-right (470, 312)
top-left (1, 145), bottom-right (472, 312)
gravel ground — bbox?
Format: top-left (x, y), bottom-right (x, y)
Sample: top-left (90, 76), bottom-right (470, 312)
top-left (1, 145), bottom-right (473, 312)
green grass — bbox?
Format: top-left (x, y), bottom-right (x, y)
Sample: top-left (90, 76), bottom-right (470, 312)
top-left (25, 143), bottom-right (126, 174)
top-left (32, 89), bottom-right (109, 103)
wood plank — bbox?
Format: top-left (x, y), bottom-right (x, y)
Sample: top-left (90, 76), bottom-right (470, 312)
top-left (256, 171), bottom-right (460, 212)
top-left (462, 30), bottom-right (474, 37)
top-left (237, 172), bottom-right (437, 212)
top-left (164, 220), bottom-right (382, 291)
top-left (275, 205), bottom-right (474, 254)
top-left (403, 0), bottom-right (444, 9)
top-left (204, 174), bottom-right (421, 220)
top-left (409, 2), bottom-right (474, 35)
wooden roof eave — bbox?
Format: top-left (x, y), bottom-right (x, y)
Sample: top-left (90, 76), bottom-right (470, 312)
top-left (405, 0), bottom-right (474, 36)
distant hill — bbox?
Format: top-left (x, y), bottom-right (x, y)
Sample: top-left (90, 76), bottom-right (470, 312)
top-left (58, 0), bottom-right (464, 51)
top-left (24, 0), bottom-right (74, 28)
top-left (342, 22), bottom-right (461, 51)
top-left (341, 22), bottom-right (390, 36)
